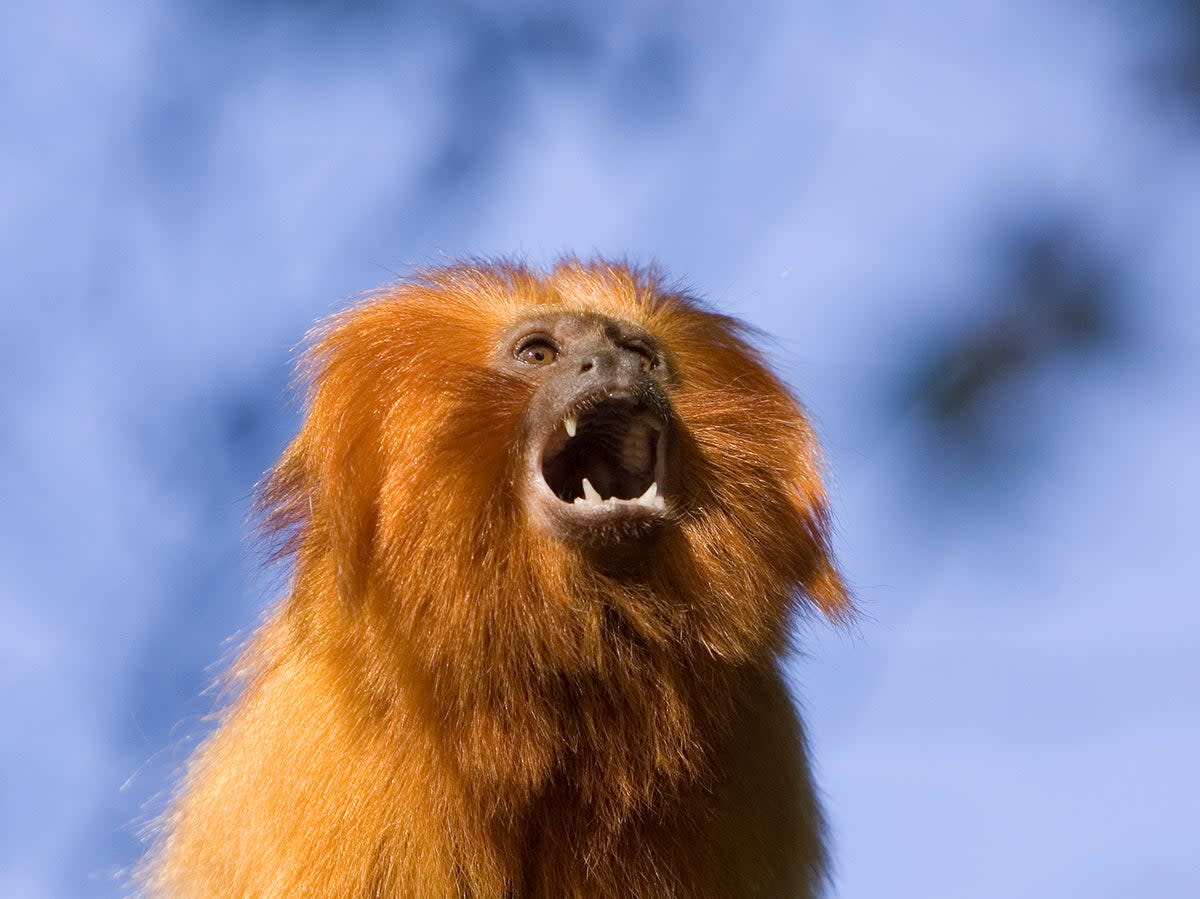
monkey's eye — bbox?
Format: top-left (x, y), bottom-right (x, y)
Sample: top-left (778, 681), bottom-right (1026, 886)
top-left (624, 341), bottom-right (658, 373)
top-left (515, 336), bottom-right (559, 366)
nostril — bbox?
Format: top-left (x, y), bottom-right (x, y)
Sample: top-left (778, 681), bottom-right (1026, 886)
top-left (580, 359), bottom-right (594, 373)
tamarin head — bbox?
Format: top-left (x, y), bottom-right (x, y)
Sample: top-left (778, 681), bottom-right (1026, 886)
top-left (262, 259), bottom-right (847, 681)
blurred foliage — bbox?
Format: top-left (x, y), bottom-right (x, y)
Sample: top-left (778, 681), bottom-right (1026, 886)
top-left (903, 220), bottom-right (1125, 459)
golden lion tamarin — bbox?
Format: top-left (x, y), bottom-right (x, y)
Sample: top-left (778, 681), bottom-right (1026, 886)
top-left (140, 260), bottom-right (849, 898)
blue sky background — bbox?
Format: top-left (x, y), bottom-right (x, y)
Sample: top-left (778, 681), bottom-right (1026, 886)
top-left (2, 1), bottom-right (1197, 896)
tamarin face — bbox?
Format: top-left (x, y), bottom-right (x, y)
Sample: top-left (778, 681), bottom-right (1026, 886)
top-left (496, 311), bottom-right (674, 544)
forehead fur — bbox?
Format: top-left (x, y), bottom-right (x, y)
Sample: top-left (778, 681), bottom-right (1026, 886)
top-left (415, 258), bottom-right (674, 321)
top-left (306, 259), bottom-right (764, 400)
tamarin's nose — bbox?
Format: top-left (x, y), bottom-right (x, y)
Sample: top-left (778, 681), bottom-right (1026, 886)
top-left (577, 346), bottom-right (644, 381)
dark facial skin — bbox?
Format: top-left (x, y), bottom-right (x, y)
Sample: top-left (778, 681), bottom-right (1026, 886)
top-left (494, 312), bottom-right (675, 544)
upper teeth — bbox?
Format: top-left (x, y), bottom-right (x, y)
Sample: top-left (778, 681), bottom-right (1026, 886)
top-left (572, 478), bottom-right (664, 509)
top-left (564, 415), bottom-right (577, 437)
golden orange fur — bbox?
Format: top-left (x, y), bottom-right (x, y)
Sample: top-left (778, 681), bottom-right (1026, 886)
top-left (140, 260), bottom-right (849, 898)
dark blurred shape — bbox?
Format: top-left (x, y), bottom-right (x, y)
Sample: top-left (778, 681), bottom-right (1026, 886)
top-left (1140, 0), bottom-right (1200, 114)
top-left (201, 0), bottom-right (687, 215)
top-left (1164, 1), bottom-right (1200, 97)
top-left (423, 5), bottom-right (601, 193)
top-left (903, 219), bottom-right (1125, 460)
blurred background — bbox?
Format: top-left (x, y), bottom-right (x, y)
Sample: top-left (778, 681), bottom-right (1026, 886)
top-left (2, 1), bottom-right (1197, 896)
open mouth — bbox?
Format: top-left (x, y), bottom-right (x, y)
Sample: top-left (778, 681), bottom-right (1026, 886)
top-left (539, 393), bottom-right (667, 514)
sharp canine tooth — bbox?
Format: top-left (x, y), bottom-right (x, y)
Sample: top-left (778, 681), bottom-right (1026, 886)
top-left (582, 478), bottom-right (602, 503)
top-left (637, 482), bottom-right (658, 505)
top-left (564, 415), bottom-right (577, 437)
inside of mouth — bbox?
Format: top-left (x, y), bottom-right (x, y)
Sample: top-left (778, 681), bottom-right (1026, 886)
top-left (542, 402), bottom-right (660, 503)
